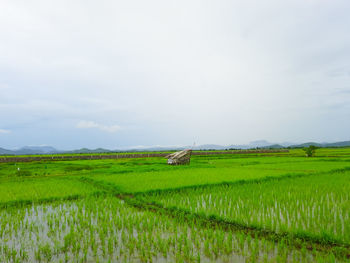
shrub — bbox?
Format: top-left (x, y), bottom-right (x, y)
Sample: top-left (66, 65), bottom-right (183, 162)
top-left (303, 145), bottom-right (318, 157)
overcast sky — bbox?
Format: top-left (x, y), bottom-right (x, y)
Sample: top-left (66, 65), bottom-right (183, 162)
top-left (1, 0), bottom-right (349, 150)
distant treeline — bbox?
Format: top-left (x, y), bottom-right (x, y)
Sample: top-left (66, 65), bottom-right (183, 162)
top-left (0, 149), bottom-right (289, 163)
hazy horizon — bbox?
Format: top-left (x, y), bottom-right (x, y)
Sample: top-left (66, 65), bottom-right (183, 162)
top-left (3, 139), bottom-right (349, 152)
top-left (1, 0), bottom-right (349, 149)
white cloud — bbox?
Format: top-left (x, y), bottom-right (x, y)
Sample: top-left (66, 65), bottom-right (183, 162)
top-left (76, 120), bottom-right (121, 133)
top-left (0, 129), bottom-right (11, 134)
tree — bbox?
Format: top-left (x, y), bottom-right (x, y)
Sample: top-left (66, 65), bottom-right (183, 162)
top-left (303, 145), bottom-right (318, 157)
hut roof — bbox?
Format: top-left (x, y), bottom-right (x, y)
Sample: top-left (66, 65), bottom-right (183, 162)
top-left (165, 149), bottom-right (191, 159)
top-left (165, 149), bottom-right (192, 165)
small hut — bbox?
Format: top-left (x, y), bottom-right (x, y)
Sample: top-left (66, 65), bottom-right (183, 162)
top-left (165, 149), bottom-right (192, 165)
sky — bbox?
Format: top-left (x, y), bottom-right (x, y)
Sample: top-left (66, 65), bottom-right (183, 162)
top-left (0, 0), bottom-right (350, 150)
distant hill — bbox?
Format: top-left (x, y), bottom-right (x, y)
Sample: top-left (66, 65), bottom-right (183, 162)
top-left (0, 147), bottom-right (14, 155)
top-left (290, 141), bottom-right (350, 148)
top-left (227, 140), bottom-right (275, 150)
top-left (324, 141), bottom-right (350, 147)
top-left (249, 140), bottom-right (273, 147)
top-left (19, 146), bottom-right (58, 154)
top-left (1, 140), bottom-right (350, 155)
top-left (0, 145), bottom-right (59, 155)
top-left (66, 148), bottom-right (112, 154)
top-left (193, 144), bottom-right (226, 150)
top-left (126, 146), bottom-right (185, 152)
top-left (260, 144), bottom-right (285, 149)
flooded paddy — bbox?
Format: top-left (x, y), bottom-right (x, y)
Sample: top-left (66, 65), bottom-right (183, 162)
top-left (148, 171), bottom-right (350, 245)
top-left (0, 196), bottom-right (337, 263)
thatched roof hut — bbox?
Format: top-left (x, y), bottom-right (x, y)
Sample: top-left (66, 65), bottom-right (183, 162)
top-left (165, 149), bottom-right (192, 165)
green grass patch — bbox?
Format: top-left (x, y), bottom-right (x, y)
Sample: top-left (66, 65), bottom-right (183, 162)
top-left (89, 167), bottom-right (304, 193)
top-left (0, 177), bottom-right (101, 205)
top-left (147, 170), bottom-right (350, 245)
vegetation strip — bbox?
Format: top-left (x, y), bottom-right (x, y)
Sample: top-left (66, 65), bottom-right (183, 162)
top-left (0, 191), bottom-right (105, 210)
top-left (0, 149), bottom-right (288, 163)
top-left (133, 172), bottom-right (307, 196)
top-left (148, 171), bottom-right (350, 244)
top-left (78, 174), bottom-right (350, 259)
top-left (118, 166), bottom-right (350, 196)
top-left (126, 197), bottom-right (350, 259)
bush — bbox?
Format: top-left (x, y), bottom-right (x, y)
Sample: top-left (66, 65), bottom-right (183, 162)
top-left (303, 145), bottom-right (318, 157)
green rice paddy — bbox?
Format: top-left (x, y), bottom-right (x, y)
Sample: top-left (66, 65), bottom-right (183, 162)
top-left (146, 171), bottom-right (350, 244)
top-left (1, 148), bottom-right (350, 262)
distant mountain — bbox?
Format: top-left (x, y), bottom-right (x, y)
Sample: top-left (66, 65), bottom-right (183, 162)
top-left (66, 148), bottom-right (112, 154)
top-left (260, 144), bottom-right (285, 149)
top-left (1, 140), bottom-right (350, 155)
top-left (324, 141), bottom-right (350, 147)
top-left (290, 141), bottom-right (350, 148)
top-left (0, 147), bottom-right (14, 155)
top-left (279, 142), bottom-right (295, 147)
top-left (127, 146), bottom-right (186, 152)
top-left (227, 140), bottom-right (275, 149)
top-left (19, 146), bottom-right (58, 153)
top-left (248, 140), bottom-right (272, 147)
top-left (289, 142), bottom-right (323, 148)
top-left (192, 144), bottom-right (226, 150)
top-left (0, 145), bottom-right (59, 155)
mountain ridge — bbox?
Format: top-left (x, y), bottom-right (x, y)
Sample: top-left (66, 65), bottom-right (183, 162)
top-left (1, 140), bottom-right (350, 155)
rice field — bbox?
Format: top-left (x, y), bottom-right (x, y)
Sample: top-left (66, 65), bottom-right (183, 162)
top-left (0, 177), bottom-right (101, 206)
top-left (0, 196), bottom-right (342, 263)
top-left (145, 171), bottom-right (350, 244)
top-left (0, 148), bottom-right (350, 262)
